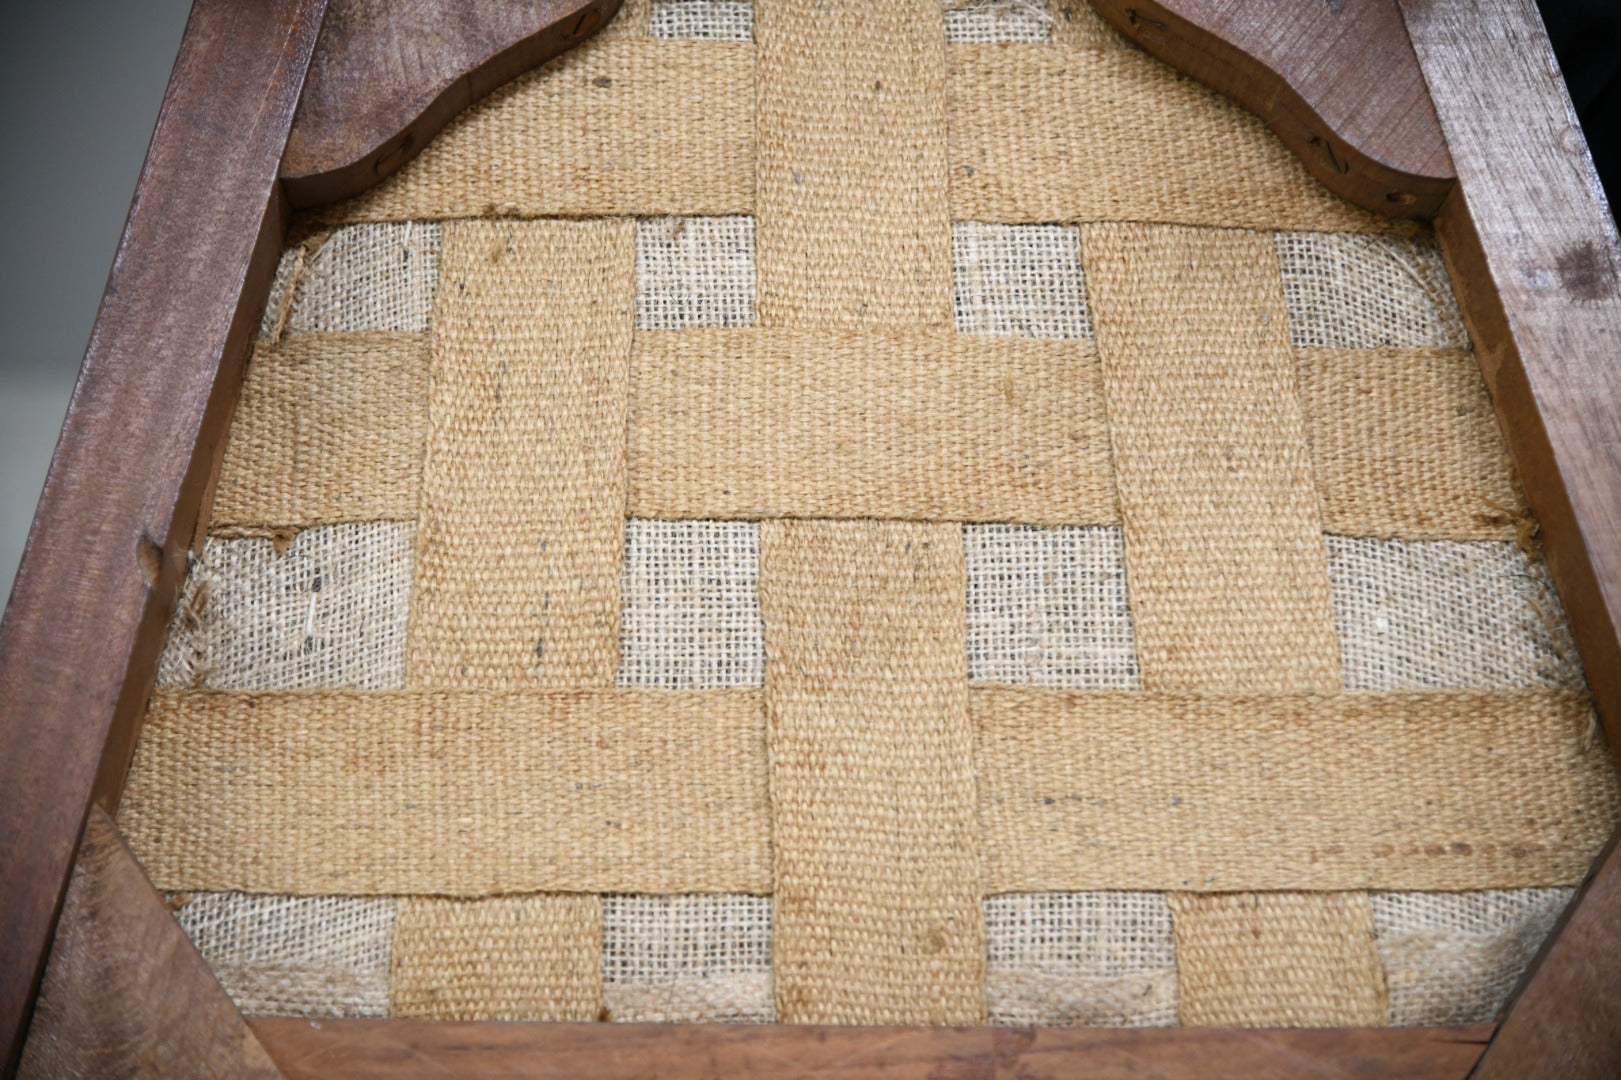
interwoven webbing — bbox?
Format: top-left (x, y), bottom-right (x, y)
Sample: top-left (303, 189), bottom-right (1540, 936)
top-left (124, 0), bottom-right (1618, 1029)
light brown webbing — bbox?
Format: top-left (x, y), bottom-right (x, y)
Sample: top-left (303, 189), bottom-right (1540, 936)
top-left (124, 0), bottom-right (1619, 1030)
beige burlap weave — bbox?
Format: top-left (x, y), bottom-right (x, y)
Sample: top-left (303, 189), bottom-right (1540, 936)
top-left (123, 0), bottom-right (1617, 1029)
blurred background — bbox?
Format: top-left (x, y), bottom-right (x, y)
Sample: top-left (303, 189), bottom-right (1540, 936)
top-left (1, 0), bottom-right (1617, 602)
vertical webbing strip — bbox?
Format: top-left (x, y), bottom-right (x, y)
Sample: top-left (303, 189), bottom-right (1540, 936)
top-left (760, 520), bottom-right (985, 1024)
top-left (1081, 222), bottom-right (1341, 693)
top-left (753, 0), bottom-right (953, 329)
top-left (408, 219), bottom-right (635, 689)
top-left (1084, 223), bottom-right (1371, 1025)
top-left (391, 895), bottom-right (603, 1021)
top-left (1167, 892), bottom-right (1387, 1027)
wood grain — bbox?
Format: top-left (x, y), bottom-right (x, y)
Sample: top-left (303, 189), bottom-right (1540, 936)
top-left (1087, 0), bottom-right (1454, 217)
top-left (280, 0), bottom-right (623, 207)
top-left (1396, 1), bottom-right (1621, 1075)
top-left (0, 0), bottom-right (326, 1068)
top-left (18, 809), bottom-right (281, 1079)
top-left (251, 1017), bottom-right (1491, 1079)
top-left (1401, 0), bottom-right (1621, 762)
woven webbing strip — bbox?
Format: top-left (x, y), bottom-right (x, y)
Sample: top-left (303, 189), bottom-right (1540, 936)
top-left (760, 520), bottom-right (985, 1023)
top-left (212, 334), bottom-right (428, 530)
top-left (392, 895), bottom-right (603, 1021)
top-left (1298, 347), bottom-right (1522, 540)
top-left (948, 47), bottom-right (1391, 232)
top-left (628, 328), bottom-right (1114, 524)
top-left (975, 687), bottom-right (1619, 892)
top-left (124, 687), bottom-right (1614, 897)
top-left (121, 689), bottom-right (771, 895)
top-left (319, 39), bottom-right (754, 224)
top-left (408, 219), bottom-right (634, 689)
top-left (1083, 222), bottom-right (1339, 693)
top-left (1168, 892), bottom-right (1387, 1027)
top-left (755, 0), bottom-right (952, 329)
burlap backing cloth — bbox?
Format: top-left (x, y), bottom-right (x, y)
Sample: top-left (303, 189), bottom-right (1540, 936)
top-left (124, 0), bottom-right (1619, 1029)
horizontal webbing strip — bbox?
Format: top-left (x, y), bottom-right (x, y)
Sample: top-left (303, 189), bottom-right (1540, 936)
top-left (121, 689), bottom-right (772, 895)
top-left (628, 328), bottom-right (1117, 525)
top-left (976, 687), bottom-right (1620, 892)
top-left (307, 40), bottom-right (1403, 233)
top-left (211, 334), bottom-right (428, 529)
top-left (314, 39), bottom-right (756, 224)
top-left (124, 688), bottom-right (1616, 897)
top-left (1297, 347), bottom-right (1523, 541)
top-left (947, 46), bottom-right (1393, 233)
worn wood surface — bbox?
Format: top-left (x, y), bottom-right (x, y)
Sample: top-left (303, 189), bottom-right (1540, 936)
top-left (280, 0), bottom-right (622, 206)
top-left (1088, 0), bottom-right (1454, 217)
top-left (251, 1018), bottom-right (1491, 1079)
top-left (0, 0), bottom-right (326, 1069)
top-left (1402, 0), bottom-right (1621, 762)
top-left (18, 808), bottom-right (282, 1079)
top-left (1396, 1), bottom-right (1621, 1075)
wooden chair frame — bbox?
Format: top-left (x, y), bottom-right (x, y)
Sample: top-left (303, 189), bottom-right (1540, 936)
top-left (2, 0), bottom-right (1616, 1075)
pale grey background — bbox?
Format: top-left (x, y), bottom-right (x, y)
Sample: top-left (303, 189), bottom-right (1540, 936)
top-left (1, 1), bottom-right (194, 601)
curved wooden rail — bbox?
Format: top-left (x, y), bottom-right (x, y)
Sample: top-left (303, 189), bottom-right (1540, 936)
top-left (281, 0), bottom-right (622, 207)
top-left (1088, 0), bottom-right (1454, 217)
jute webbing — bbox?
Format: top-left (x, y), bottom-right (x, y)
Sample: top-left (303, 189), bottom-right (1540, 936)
top-left (121, 689), bottom-right (772, 895)
top-left (408, 219), bottom-right (634, 689)
top-left (627, 328), bottom-right (1115, 524)
top-left (125, 687), bottom-right (1615, 897)
top-left (1298, 347), bottom-right (1522, 541)
top-left (760, 520), bottom-right (985, 1024)
top-left (948, 47), bottom-right (1393, 233)
top-left (211, 334), bottom-right (428, 529)
top-left (1082, 223), bottom-right (1341, 693)
top-left (1168, 892), bottom-right (1387, 1027)
top-left (754, 0), bottom-right (952, 329)
top-left (316, 40), bottom-right (755, 224)
top-left (974, 687), bottom-right (1620, 892)
top-left (391, 894), bottom-right (603, 1021)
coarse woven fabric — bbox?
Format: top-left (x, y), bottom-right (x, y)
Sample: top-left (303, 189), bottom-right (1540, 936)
top-left (211, 334), bottom-right (429, 530)
top-left (949, 46), bottom-right (1392, 231)
top-left (1168, 892), bottom-right (1387, 1027)
top-left (392, 895), bottom-right (603, 1021)
top-left (761, 520), bottom-right (986, 1024)
top-left (635, 216), bottom-right (757, 329)
top-left (1275, 231), bottom-right (1469, 350)
top-left (315, 39), bottom-right (755, 223)
top-left (261, 222), bottom-right (441, 339)
top-left (1371, 888), bottom-right (1571, 1027)
top-left (1297, 347), bottom-right (1523, 541)
top-left (974, 687), bottom-right (1620, 892)
top-left (754, 0), bottom-right (953, 329)
top-left (156, 523), bottom-right (413, 691)
top-left (121, 689), bottom-right (772, 895)
top-left (1326, 536), bottom-right (1584, 691)
top-left (408, 219), bottom-right (634, 690)
top-left (652, 0), bottom-right (754, 40)
top-left (1082, 222), bottom-right (1340, 693)
top-left (951, 222), bottom-right (1091, 338)
top-left (626, 327), bottom-right (1116, 525)
top-left (984, 892), bottom-right (1176, 1026)
top-left (602, 894), bottom-right (775, 1023)
top-left (172, 892), bottom-right (396, 1019)
top-left (963, 524), bottom-right (1140, 689)
top-left (944, 0), bottom-right (1051, 45)
top-left (617, 519), bottom-right (764, 689)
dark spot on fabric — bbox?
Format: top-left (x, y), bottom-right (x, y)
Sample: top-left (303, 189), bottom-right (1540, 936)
top-left (593, 75), bottom-right (613, 88)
